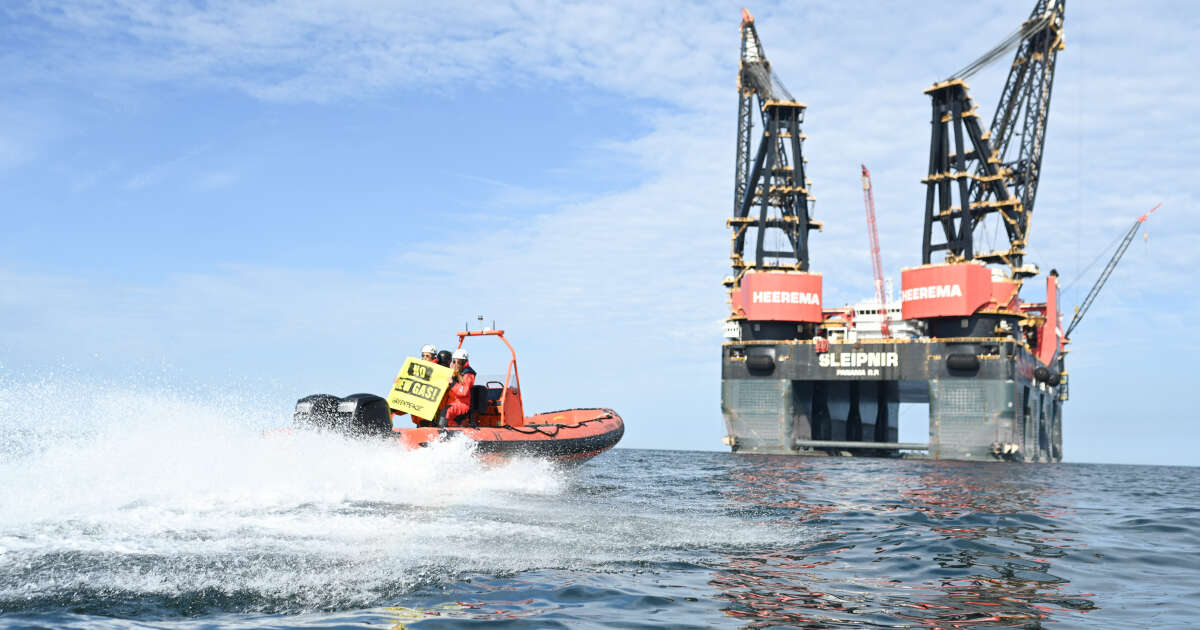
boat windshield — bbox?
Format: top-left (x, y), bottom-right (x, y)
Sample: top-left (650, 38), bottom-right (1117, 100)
top-left (477, 373), bottom-right (506, 388)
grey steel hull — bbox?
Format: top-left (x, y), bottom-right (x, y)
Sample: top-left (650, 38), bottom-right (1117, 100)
top-left (721, 338), bottom-right (1065, 462)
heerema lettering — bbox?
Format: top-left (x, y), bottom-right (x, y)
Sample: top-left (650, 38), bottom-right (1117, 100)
top-left (901, 284), bottom-right (964, 301)
top-left (751, 290), bottom-right (820, 305)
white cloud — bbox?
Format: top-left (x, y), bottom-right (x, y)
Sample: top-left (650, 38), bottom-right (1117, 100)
top-left (0, 101), bottom-right (66, 170)
top-left (12, 1), bottom-right (729, 105)
top-left (193, 169), bottom-right (240, 190)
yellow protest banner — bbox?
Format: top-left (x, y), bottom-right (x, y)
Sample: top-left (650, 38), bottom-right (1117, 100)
top-left (387, 357), bottom-right (452, 421)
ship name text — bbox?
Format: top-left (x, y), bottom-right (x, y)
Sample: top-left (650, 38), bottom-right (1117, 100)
top-left (901, 284), bottom-right (963, 301)
top-left (819, 351), bottom-right (899, 376)
top-left (751, 290), bottom-right (820, 305)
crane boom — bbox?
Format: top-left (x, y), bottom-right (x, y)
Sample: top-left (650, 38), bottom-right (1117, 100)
top-left (1064, 203), bottom-right (1161, 338)
top-left (861, 165), bottom-right (890, 336)
top-left (920, 0), bottom-right (1065, 275)
top-left (730, 8), bottom-right (818, 272)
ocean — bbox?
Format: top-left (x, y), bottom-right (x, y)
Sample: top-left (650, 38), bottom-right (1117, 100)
top-left (1, 385), bottom-right (1197, 628)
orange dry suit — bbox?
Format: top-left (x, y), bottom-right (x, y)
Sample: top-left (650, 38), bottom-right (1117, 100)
top-left (442, 363), bottom-right (477, 425)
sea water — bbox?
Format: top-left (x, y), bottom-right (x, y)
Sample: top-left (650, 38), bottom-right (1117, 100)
top-left (1, 382), bottom-right (1197, 628)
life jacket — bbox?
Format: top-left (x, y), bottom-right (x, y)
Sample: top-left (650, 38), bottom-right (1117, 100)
top-left (446, 364), bottom-right (477, 405)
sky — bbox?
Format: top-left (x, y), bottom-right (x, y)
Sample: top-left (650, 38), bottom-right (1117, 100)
top-left (1, 1), bottom-right (1197, 466)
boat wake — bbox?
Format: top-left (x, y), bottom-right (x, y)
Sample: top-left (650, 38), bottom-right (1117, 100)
top-left (0, 380), bottom-right (568, 614)
top-left (0, 379), bottom-right (788, 620)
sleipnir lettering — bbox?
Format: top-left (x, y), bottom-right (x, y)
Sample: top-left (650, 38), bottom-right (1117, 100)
top-left (818, 352), bottom-right (900, 368)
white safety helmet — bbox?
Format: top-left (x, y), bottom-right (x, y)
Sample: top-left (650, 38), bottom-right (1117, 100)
top-left (452, 349), bottom-right (469, 362)
top-left (421, 344), bottom-right (436, 355)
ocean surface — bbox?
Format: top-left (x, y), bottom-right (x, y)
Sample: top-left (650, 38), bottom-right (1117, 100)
top-left (1, 384), bottom-right (1198, 629)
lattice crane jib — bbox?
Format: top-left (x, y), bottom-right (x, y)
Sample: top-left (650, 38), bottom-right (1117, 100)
top-left (1065, 203), bottom-right (1161, 339)
top-left (921, 0), bottom-right (1065, 278)
top-left (731, 9), bottom-right (820, 274)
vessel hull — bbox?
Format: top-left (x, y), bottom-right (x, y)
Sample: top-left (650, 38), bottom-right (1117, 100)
top-left (393, 408), bottom-right (624, 464)
top-left (721, 338), bottom-right (1064, 462)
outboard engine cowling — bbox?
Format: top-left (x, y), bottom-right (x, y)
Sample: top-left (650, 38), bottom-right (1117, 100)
top-left (294, 392), bottom-right (393, 436)
top-left (294, 394), bottom-right (339, 430)
top-left (337, 393), bottom-right (394, 436)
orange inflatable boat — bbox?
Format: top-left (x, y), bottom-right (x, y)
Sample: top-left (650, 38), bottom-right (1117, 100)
top-left (393, 408), bottom-right (624, 462)
top-left (291, 329), bottom-right (624, 464)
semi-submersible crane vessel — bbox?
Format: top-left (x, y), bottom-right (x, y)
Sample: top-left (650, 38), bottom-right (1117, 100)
top-left (721, 2), bottom-right (1072, 461)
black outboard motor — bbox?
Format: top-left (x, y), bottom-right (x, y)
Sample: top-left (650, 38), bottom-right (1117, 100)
top-left (293, 393), bottom-right (393, 437)
top-left (294, 394), bottom-right (339, 430)
top-left (337, 393), bottom-right (393, 436)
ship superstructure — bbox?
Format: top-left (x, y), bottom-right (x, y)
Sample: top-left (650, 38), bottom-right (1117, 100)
top-left (721, 2), bottom-right (1072, 461)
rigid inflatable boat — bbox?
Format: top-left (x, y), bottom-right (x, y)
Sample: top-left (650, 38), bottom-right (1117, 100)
top-left (291, 328), bottom-right (624, 464)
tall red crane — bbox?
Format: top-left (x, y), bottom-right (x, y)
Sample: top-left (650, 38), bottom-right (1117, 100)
top-left (861, 165), bottom-right (890, 336)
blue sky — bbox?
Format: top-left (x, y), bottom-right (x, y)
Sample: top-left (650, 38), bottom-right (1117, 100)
top-left (1, 1), bottom-right (1196, 465)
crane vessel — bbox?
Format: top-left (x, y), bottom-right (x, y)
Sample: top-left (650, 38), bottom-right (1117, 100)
top-left (720, 1), bottom-right (1137, 462)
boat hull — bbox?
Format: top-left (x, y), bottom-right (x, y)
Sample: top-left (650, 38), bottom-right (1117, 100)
top-left (393, 408), bottom-right (624, 463)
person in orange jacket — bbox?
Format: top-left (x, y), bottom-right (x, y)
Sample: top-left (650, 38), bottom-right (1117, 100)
top-left (440, 348), bottom-right (476, 427)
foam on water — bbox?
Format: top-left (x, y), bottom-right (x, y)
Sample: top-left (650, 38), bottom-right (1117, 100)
top-left (0, 380), bottom-right (778, 614)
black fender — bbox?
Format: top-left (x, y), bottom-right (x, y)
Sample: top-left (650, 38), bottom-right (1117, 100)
top-left (946, 353), bottom-right (980, 372)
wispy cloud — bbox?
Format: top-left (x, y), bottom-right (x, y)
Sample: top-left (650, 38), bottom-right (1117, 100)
top-left (455, 173), bottom-right (583, 211)
top-left (11, 1), bottom-right (728, 105)
top-left (0, 101), bottom-right (64, 170)
top-left (193, 169), bottom-right (239, 191)
top-left (122, 141), bottom-right (216, 189)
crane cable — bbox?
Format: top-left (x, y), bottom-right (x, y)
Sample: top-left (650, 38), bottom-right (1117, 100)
top-left (1061, 230), bottom-right (1125, 294)
top-left (949, 3), bottom-right (1058, 80)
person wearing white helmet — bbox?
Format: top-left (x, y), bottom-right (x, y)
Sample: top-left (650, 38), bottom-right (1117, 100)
top-left (392, 344), bottom-right (444, 428)
top-left (439, 348), bottom-right (477, 427)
